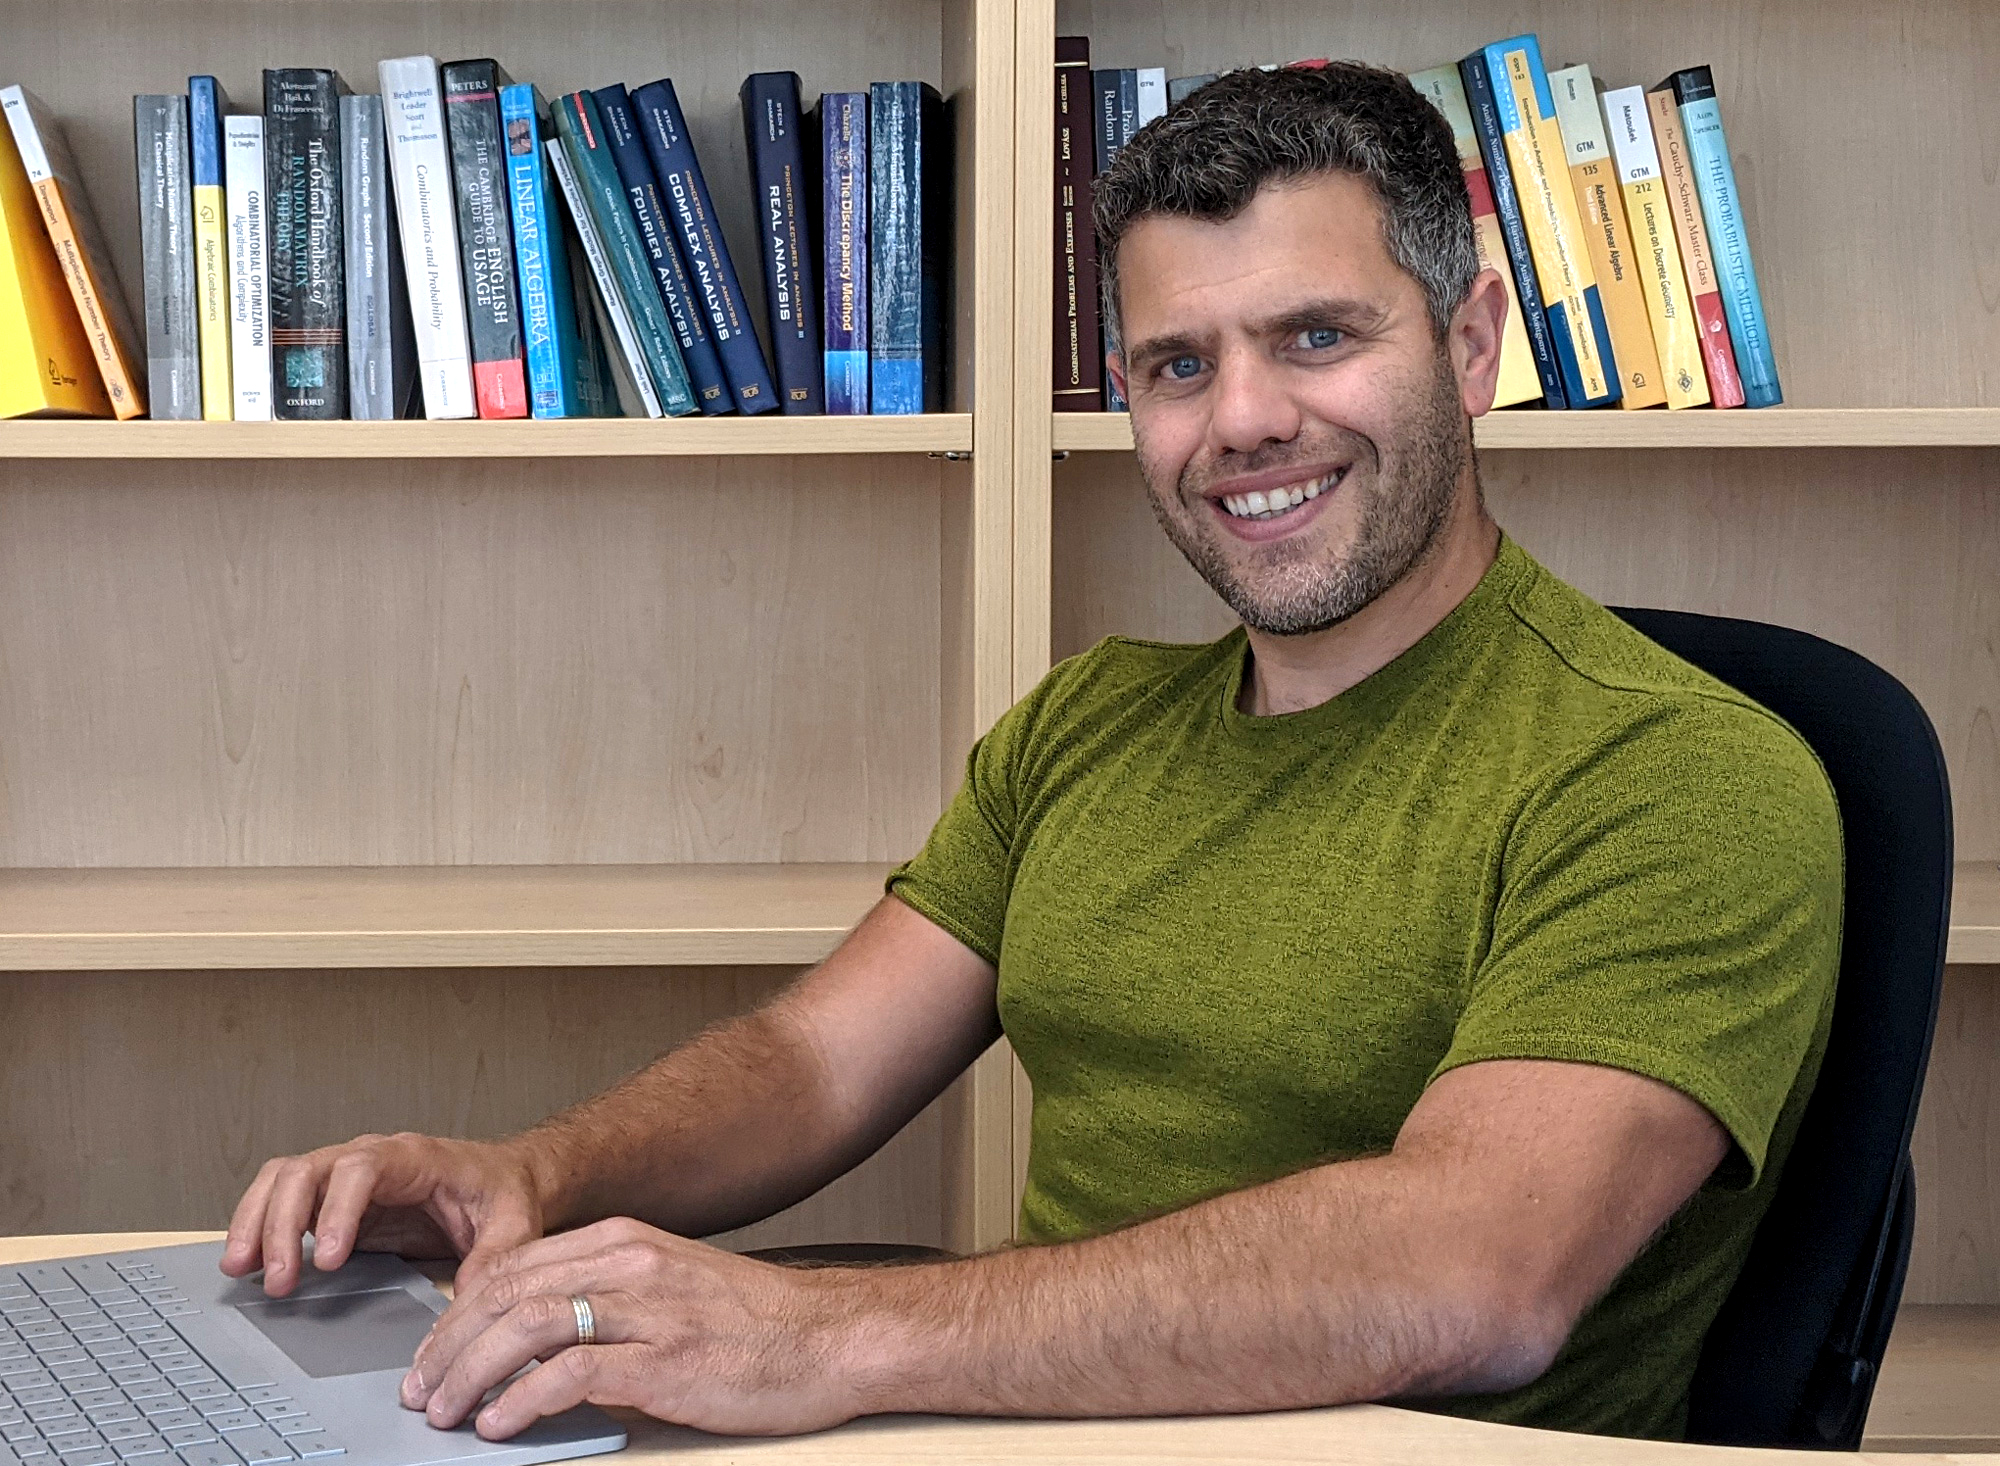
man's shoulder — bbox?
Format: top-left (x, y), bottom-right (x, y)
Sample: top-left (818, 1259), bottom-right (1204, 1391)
top-left (1012, 629), bottom-right (1241, 735)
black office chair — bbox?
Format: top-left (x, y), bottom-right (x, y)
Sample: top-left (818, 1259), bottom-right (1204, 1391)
top-left (1608, 608), bottom-right (1951, 1451)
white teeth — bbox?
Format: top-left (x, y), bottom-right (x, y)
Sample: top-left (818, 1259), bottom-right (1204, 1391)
top-left (1245, 490), bottom-right (1268, 515)
top-left (1217, 467), bottom-right (1345, 520)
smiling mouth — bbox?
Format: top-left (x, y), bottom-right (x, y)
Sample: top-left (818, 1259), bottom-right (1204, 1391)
top-left (1214, 466), bottom-right (1349, 522)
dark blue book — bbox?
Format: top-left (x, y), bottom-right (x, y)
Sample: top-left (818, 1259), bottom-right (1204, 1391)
top-left (1457, 53), bottom-right (1565, 408)
top-left (868, 80), bottom-right (947, 415)
top-left (742, 71), bottom-right (824, 414)
top-left (629, 78), bottom-right (778, 414)
top-left (818, 91), bottom-right (868, 415)
top-left (592, 83), bottom-right (731, 415)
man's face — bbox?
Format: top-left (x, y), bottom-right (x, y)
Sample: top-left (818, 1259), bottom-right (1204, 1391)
top-left (1111, 173), bottom-right (1480, 637)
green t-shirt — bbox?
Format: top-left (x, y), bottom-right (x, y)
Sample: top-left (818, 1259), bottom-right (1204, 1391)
top-left (888, 532), bottom-right (1842, 1439)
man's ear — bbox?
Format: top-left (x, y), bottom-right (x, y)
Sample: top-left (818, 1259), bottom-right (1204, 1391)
top-left (1450, 268), bottom-right (1509, 418)
top-left (1107, 351), bottom-right (1129, 406)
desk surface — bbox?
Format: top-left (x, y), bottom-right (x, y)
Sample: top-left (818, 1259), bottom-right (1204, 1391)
top-left (3, 1234), bottom-right (1983, 1466)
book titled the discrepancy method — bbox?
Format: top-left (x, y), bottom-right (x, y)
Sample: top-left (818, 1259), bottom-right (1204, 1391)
top-left (378, 55), bottom-right (476, 419)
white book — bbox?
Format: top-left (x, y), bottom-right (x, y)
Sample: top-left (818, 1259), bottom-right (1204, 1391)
top-left (546, 139), bottom-right (661, 419)
top-left (222, 115), bottom-right (272, 421)
top-left (376, 55), bottom-right (475, 420)
top-left (1135, 68), bottom-right (1167, 126)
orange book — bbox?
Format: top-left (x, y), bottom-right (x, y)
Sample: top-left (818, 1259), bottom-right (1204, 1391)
top-left (1646, 85), bottom-right (1743, 409)
top-left (0, 104), bottom-right (109, 418)
top-left (1, 85), bottom-right (147, 418)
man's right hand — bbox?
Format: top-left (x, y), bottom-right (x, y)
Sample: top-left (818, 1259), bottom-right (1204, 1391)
top-left (220, 1133), bottom-right (549, 1298)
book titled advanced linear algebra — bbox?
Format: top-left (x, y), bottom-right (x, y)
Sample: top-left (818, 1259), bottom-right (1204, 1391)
top-left (3, 85), bottom-right (147, 418)
top-left (0, 109), bottom-right (109, 418)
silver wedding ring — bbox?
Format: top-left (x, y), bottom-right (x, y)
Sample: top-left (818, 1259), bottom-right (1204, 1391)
top-left (570, 1294), bottom-right (596, 1347)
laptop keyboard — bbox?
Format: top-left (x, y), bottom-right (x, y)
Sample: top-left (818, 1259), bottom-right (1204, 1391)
top-left (0, 1259), bottom-right (346, 1466)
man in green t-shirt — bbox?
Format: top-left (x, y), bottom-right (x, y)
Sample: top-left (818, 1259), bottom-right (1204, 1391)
top-left (222, 64), bottom-right (1840, 1443)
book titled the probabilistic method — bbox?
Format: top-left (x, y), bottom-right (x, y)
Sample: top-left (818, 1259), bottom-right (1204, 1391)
top-left (378, 54), bottom-right (476, 420)
top-left (223, 114), bottom-right (273, 420)
top-left (264, 67), bottom-right (348, 420)
top-left (743, 71), bottom-right (825, 414)
top-left (133, 93), bottom-right (200, 420)
top-left (871, 79), bottom-right (946, 415)
top-left (443, 58), bottom-right (529, 419)
top-left (819, 90), bottom-right (868, 415)
top-left (342, 93), bottom-right (418, 419)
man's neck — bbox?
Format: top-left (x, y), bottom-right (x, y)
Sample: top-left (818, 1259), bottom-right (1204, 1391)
top-left (1238, 503), bottom-right (1502, 717)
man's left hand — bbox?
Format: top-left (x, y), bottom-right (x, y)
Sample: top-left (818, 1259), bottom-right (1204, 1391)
top-left (399, 1218), bottom-right (873, 1438)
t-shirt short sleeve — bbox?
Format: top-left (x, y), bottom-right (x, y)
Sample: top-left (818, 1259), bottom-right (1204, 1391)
top-left (1432, 694), bottom-right (1843, 1190)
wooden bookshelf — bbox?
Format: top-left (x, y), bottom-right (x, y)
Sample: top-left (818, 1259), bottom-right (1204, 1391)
top-left (1051, 408), bottom-right (2000, 455)
top-left (0, 415), bottom-right (975, 459)
top-left (0, 863), bottom-right (892, 969)
top-left (1865, 1305), bottom-right (2000, 1452)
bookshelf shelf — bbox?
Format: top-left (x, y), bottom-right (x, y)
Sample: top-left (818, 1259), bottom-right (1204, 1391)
top-left (1864, 1305), bottom-right (2000, 1452)
top-left (1948, 862), bottom-right (2000, 965)
top-left (0, 415), bottom-right (974, 460)
top-left (1051, 408), bottom-right (2000, 455)
top-left (0, 862), bottom-right (892, 970)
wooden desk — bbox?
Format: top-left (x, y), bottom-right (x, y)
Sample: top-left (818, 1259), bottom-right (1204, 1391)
top-left (5, 1234), bottom-right (1987, 1465)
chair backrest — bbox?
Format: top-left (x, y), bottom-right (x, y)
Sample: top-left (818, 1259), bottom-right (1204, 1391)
top-left (1608, 608), bottom-right (1952, 1450)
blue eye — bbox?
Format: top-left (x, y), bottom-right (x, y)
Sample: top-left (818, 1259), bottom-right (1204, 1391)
top-left (1296, 327), bottom-right (1343, 349)
top-left (1165, 355), bottom-right (1202, 380)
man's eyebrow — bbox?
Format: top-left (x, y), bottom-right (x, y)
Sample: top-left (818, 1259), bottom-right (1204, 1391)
top-left (1256, 296), bottom-right (1392, 337)
top-left (1121, 331), bottom-right (1208, 370)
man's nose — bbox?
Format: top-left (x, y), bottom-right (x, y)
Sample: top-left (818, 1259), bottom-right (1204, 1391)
top-left (1204, 348), bottom-right (1304, 457)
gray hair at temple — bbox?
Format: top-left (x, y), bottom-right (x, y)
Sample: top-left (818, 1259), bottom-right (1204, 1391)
top-left (1091, 62), bottom-right (1480, 359)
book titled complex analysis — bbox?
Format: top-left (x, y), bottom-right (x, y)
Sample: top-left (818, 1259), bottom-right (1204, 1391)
top-left (222, 114), bottom-right (272, 419)
top-left (1647, 85), bottom-right (1744, 408)
top-left (1667, 66), bottom-right (1781, 408)
top-left (818, 90), bottom-right (868, 415)
top-left (743, 70), bottom-right (825, 413)
top-left (1548, 63), bottom-right (1665, 410)
top-left (499, 83), bottom-right (588, 418)
top-left (342, 93), bottom-right (418, 419)
top-left (0, 109), bottom-right (109, 419)
top-left (2, 85), bottom-right (147, 418)
top-left (264, 68), bottom-right (348, 420)
top-left (630, 77), bottom-right (778, 412)
top-left (378, 55), bottom-right (476, 419)
top-left (594, 83), bottom-right (731, 413)
top-left (545, 136), bottom-right (661, 417)
top-left (870, 79), bottom-right (947, 415)
top-left (133, 94), bottom-right (200, 420)
top-left (188, 75), bottom-right (232, 419)
top-left (443, 59), bottom-right (529, 418)
top-left (1599, 85), bottom-right (1708, 410)
top-left (1406, 65), bottom-right (1541, 409)
top-left (1473, 35), bottom-right (1618, 408)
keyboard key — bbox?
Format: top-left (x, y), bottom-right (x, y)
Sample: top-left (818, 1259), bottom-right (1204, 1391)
top-left (54, 1435), bottom-right (105, 1456)
top-left (111, 1440), bottom-right (166, 1462)
top-left (111, 1381), bottom-right (163, 1400)
top-left (14, 1330), bottom-right (60, 1346)
top-left (37, 1413), bottom-right (89, 1436)
top-left (199, 1417), bottom-right (252, 1437)
top-left (58, 1451), bottom-right (116, 1466)
top-left (0, 1349), bottom-right (26, 1365)
top-left (24, 1404), bottom-right (77, 1425)
top-left (85, 1406), bottom-right (140, 1429)
top-left (48, 1306), bottom-right (96, 1324)
top-left (132, 1353), bottom-right (182, 1368)
top-left (7, 1443), bottom-right (54, 1462)
top-left (137, 1414), bottom-right (193, 1434)
top-left (140, 1316), bottom-right (191, 1328)
top-left (67, 1335), bottom-right (116, 1353)
top-left (219, 1432), bottom-right (287, 1466)
top-left (170, 1390), bottom-right (224, 1408)
top-left (244, 1410), bottom-right (296, 1428)
top-left (0, 1413), bottom-right (17, 1430)
top-left (100, 1313), bottom-right (146, 1328)
top-left (276, 1438), bottom-right (337, 1461)
top-left (219, 1398), bottom-right (279, 1415)
top-left (153, 1378), bottom-right (207, 1395)
top-left (262, 1423), bottom-right (315, 1444)
top-left (175, 1443), bottom-right (243, 1466)
top-left (2, 1426), bottom-right (35, 1445)
top-left (158, 1432), bottom-right (213, 1452)
top-left (49, 1368), bottom-right (102, 1385)
top-left (65, 1394), bottom-right (117, 1413)
top-left (95, 1423), bottom-right (150, 1444)
top-left (85, 1347), bottom-right (136, 1367)
top-left (116, 1339), bottom-right (167, 1355)
top-left (187, 1402), bottom-right (239, 1422)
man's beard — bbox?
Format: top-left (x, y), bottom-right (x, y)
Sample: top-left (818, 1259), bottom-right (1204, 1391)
top-left (1139, 354), bottom-right (1471, 637)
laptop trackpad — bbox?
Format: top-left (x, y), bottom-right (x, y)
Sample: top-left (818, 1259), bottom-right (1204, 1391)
top-left (235, 1287), bottom-right (441, 1378)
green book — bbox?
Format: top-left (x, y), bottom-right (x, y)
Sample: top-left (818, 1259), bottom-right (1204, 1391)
top-left (551, 90), bottom-right (695, 416)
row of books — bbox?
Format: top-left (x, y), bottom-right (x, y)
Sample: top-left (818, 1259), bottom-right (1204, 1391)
top-left (0, 64), bottom-right (949, 423)
top-left (1052, 36), bottom-right (1782, 413)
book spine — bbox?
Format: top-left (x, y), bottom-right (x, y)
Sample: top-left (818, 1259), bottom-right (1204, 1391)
top-left (742, 72), bottom-right (825, 414)
top-left (341, 95), bottom-right (393, 418)
top-left (870, 81), bottom-right (944, 415)
top-left (1136, 68), bottom-right (1167, 127)
top-left (1600, 86), bottom-right (1709, 409)
top-left (546, 136), bottom-right (661, 417)
top-left (1670, 67), bottom-right (1781, 408)
top-left (3, 86), bottom-right (148, 418)
top-left (1647, 86), bottom-right (1744, 408)
top-left (263, 69), bottom-right (346, 420)
top-left (442, 60), bottom-right (528, 419)
top-left (1, 113), bottom-right (110, 419)
top-left (188, 78), bottom-right (233, 420)
top-left (1406, 66), bottom-right (1541, 409)
top-left (821, 92), bottom-right (868, 415)
top-left (1548, 64), bottom-right (1665, 410)
top-left (594, 84), bottom-right (731, 414)
top-left (1167, 74), bottom-right (1216, 107)
top-left (222, 115), bottom-right (273, 420)
top-left (630, 78), bottom-right (778, 413)
top-left (1481, 36), bottom-right (1618, 407)
top-left (133, 95), bottom-right (200, 420)
top-left (378, 56), bottom-right (476, 419)
top-left (1052, 38), bottom-right (1101, 412)
top-left (561, 221), bottom-right (613, 415)
top-left (500, 85), bottom-right (584, 418)
top-left (1456, 58), bottom-right (1564, 408)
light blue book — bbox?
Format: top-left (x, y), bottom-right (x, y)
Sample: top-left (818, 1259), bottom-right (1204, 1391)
top-left (499, 83), bottom-right (586, 418)
top-left (1666, 66), bottom-right (1781, 408)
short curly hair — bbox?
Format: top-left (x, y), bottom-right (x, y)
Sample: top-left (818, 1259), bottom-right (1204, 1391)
top-left (1092, 63), bottom-right (1479, 354)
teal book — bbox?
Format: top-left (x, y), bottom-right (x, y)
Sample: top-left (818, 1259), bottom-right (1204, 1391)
top-left (551, 90), bottom-right (695, 416)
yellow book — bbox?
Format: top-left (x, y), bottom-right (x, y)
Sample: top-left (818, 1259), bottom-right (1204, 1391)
top-left (190, 77), bottom-right (233, 420)
top-left (1406, 65), bottom-right (1541, 409)
top-left (0, 85), bottom-right (148, 419)
top-left (1549, 65), bottom-right (1665, 410)
top-left (0, 109), bottom-right (109, 418)
top-left (1599, 85), bottom-right (1709, 410)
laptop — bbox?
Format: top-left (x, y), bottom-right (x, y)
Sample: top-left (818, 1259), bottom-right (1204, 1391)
top-left (0, 1241), bottom-right (626, 1466)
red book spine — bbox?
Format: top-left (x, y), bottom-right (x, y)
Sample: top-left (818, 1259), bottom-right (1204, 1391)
top-left (1052, 35), bottom-right (1102, 411)
top-left (473, 358), bottom-right (528, 419)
